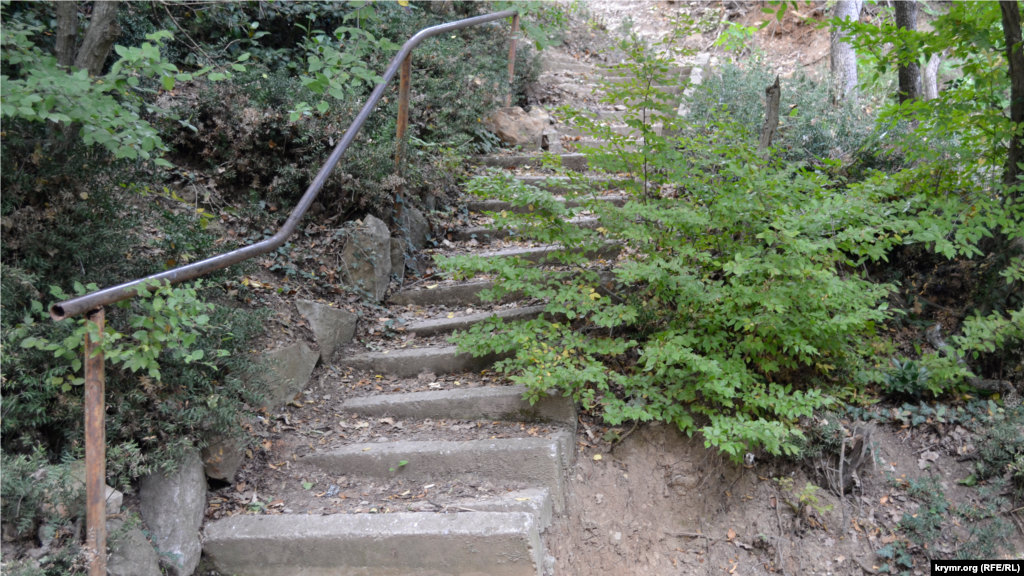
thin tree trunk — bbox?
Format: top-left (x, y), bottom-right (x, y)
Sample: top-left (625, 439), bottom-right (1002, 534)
top-left (1000, 0), bottom-right (1024, 191)
top-left (830, 0), bottom-right (863, 102)
top-left (73, 1), bottom-right (121, 77)
top-left (54, 2), bottom-right (79, 68)
top-left (894, 1), bottom-right (921, 103)
top-left (923, 53), bottom-right (941, 100)
top-left (759, 76), bottom-right (781, 156)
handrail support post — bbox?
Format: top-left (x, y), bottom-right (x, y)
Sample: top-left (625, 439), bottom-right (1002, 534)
top-left (506, 14), bottom-right (520, 107)
top-left (393, 52), bottom-right (413, 226)
top-left (84, 307), bottom-right (106, 576)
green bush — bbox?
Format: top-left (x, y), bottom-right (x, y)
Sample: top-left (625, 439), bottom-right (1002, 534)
top-left (442, 35), bottom-right (896, 461)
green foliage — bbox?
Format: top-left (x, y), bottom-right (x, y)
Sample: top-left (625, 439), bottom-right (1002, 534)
top-left (0, 5), bottom-right (248, 163)
top-left (970, 406), bottom-right (1024, 487)
top-left (0, 449), bottom-right (81, 537)
top-left (443, 33), bottom-right (897, 462)
top-left (882, 358), bottom-right (931, 399)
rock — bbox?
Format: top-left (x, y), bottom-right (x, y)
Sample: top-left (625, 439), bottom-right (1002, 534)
top-left (106, 519), bottom-right (161, 576)
top-left (260, 341), bottom-right (320, 411)
top-left (482, 106), bottom-right (552, 149)
top-left (399, 207), bottom-right (430, 251)
top-left (138, 450), bottom-right (206, 576)
top-left (200, 434), bottom-right (245, 482)
top-left (63, 461), bottom-right (123, 516)
top-left (295, 300), bottom-right (358, 363)
top-left (341, 215), bottom-right (392, 302)
top-left (390, 238), bottom-right (406, 283)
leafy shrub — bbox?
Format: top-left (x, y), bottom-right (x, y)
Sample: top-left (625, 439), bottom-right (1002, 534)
top-left (881, 358), bottom-right (930, 399)
top-left (442, 34), bottom-right (895, 462)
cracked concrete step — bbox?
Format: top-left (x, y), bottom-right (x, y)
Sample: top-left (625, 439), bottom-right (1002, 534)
top-left (476, 243), bottom-right (621, 264)
top-left (468, 194), bottom-right (628, 214)
top-left (390, 270), bottom-right (618, 308)
top-left (403, 305), bottom-right (547, 337)
top-left (473, 152), bottom-right (589, 172)
top-left (390, 280), bottom-right (497, 307)
top-left (302, 437), bottom-right (568, 512)
top-left (449, 216), bottom-right (600, 242)
top-left (340, 384), bottom-right (575, 426)
top-left (344, 345), bottom-right (506, 378)
top-left (560, 123), bottom-right (665, 138)
top-left (447, 488), bottom-right (554, 533)
top-left (204, 511), bottom-right (543, 576)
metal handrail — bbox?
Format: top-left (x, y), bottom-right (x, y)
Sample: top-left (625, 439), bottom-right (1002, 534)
top-left (55, 10), bottom-right (521, 576)
top-left (50, 9), bottom-right (518, 321)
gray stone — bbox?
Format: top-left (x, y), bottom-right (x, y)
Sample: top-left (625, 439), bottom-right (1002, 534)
top-left (138, 450), bottom-right (206, 576)
top-left (204, 512), bottom-right (542, 576)
top-left (399, 206), bottom-right (430, 251)
top-left (295, 300), bottom-right (357, 363)
top-left (340, 385), bottom-right (576, 426)
top-left (106, 519), bottom-right (161, 576)
top-left (482, 106), bottom-right (552, 149)
top-left (304, 437), bottom-right (566, 512)
top-left (341, 215), bottom-right (392, 302)
top-left (200, 433), bottom-right (245, 482)
top-left (65, 461), bottom-right (123, 516)
top-left (260, 341), bottom-right (320, 412)
top-left (389, 238), bottom-right (405, 283)
top-left (389, 280), bottom-right (495, 307)
top-left (474, 153), bottom-right (589, 172)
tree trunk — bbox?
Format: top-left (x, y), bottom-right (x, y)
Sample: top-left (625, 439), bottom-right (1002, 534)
top-left (758, 76), bottom-right (781, 156)
top-left (1001, 0), bottom-right (1024, 190)
top-left (894, 1), bottom-right (921, 103)
top-left (54, 2), bottom-right (79, 68)
top-left (73, 1), bottom-right (121, 77)
top-left (830, 0), bottom-right (863, 102)
top-left (922, 53), bottom-right (941, 100)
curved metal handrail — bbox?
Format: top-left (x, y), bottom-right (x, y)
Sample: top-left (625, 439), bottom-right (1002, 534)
top-left (51, 9), bottom-right (518, 321)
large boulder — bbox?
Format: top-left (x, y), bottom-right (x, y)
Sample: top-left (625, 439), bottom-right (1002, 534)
top-left (482, 106), bottom-right (552, 150)
top-left (106, 519), bottom-right (162, 576)
top-left (341, 215), bottom-right (392, 302)
top-left (390, 238), bottom-right (406, 284)
top-left (199, 434), bottom-right (246, 482)
top-left (138, 450), bottom-right (206, 576)
top-left (399, 206), bottom-right (431, 251)
top-left (295, 300), bottom-right (357, 363)
top-left (259, 341), bottom-right (320, 412)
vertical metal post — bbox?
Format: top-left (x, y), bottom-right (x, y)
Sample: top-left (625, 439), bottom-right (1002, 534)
top-left (506, 14), bottom-right (520, 107)
top-left (84, 307), bottom-right (106, 576)
top-left (393, 52), bottom-right (413, 226)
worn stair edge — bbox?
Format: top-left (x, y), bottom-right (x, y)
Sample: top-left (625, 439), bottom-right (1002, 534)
top-left (404, 305), bottom-right (547, 337)
top-left (340, 384), bottom-right (576, 426)
top-left (203, 511), bottom-right (542, 576)
top-left (303, 437), bottom-right (566, 513)
top-left (473, 153), bottom-right (588, 172)
top-left (389, 280), bottom-right (495, 307)
top-left (468, 194), bottom-right (628, 214)
top-left (514, 174), bottom-right (632, 194)
top-left (344, 345), bottom-right (507, 378)
top-left (449, 216), bottom-right (599, 242)
top-left (460, 488), bottom-right (553, 533)
top-left (477, 243), bottom-right (621, 264)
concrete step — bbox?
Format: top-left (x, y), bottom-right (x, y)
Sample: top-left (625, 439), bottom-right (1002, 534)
top-left (511, 175), bottom-right (631, 194)
top-left (473, 152), bottom-right (588, 172)
top-left (476, 243), bottom-right (621, 265)
top-left (204, 511), bottom-right (543, 576)
top-left (344, 345), bottom-right (504, 378)
top-left (449, 216), bottom-right (600, 242)
top-left (404, 305), bottom-right (546, 337)
top-left (340, 384), bottom-right (575, 426)
top-left (468, 194), bottom-right (627, 214)
top-left (390, 280), bottom-right (495, 307)
top-left (302, 436), bottom-right (568, 512)
top-left (407, 488), bottom-right (554, 533)
top-left (560, 123), bottom-right (664, 138)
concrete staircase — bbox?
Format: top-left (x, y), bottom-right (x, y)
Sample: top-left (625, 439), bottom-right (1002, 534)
top-left (201, 49), bottom-right (709, 576)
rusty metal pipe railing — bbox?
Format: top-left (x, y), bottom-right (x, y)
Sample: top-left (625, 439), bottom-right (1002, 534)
top-left (50, 8), bottom-right (518, 321)
top-left (50, 10), bottom-right (520, 575)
